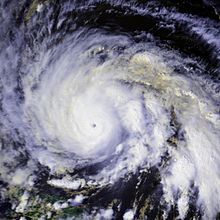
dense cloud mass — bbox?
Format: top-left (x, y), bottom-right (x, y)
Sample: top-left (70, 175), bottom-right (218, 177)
top-left (0, 0), bottom-right (220, 219)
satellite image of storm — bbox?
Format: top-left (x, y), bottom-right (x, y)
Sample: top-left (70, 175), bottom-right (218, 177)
top-left (0, 0), bottom-right (220, 219)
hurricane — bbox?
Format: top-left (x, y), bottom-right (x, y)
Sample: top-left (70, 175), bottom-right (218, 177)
top-left (0, 0), bottom-right (220, 219)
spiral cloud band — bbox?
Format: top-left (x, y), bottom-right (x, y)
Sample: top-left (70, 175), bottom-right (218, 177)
top-left (0, 0), bottom-right (220, 219)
